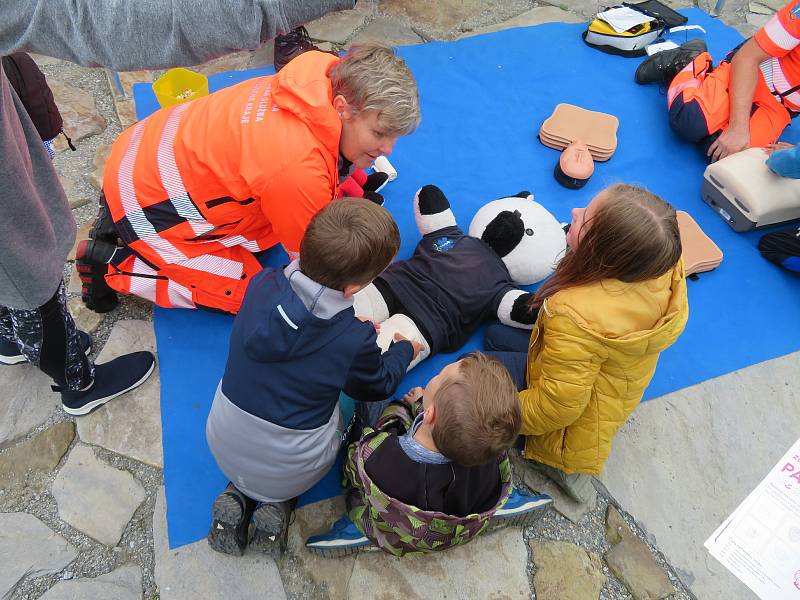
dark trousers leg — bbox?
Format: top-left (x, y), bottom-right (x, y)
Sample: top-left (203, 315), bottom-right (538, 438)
top-left (483, 350), bottom-right (528, 392)
top-left (484, 323), bottom-right (531, 354)
top-left (1, 280), bottom-right (93, 390)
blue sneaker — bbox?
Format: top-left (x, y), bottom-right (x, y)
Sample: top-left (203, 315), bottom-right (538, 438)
top-left (305, 516), bottom-right (371, 557)
top-left (491, 488), bottom-right (553, 528)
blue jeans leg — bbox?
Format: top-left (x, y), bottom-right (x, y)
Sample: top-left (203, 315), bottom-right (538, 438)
top-left (484, 323), bottom-right (531, 353)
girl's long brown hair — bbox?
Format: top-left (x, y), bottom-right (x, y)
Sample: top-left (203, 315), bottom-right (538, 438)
top-left (533, 184), bottom-right (682, 307)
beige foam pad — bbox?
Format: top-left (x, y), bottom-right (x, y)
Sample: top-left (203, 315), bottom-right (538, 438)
top-left (539, 134), bottom-right (616, 154)
top-left (677, 210), bottom-right (723, 275)
top-left (539, 103), bottom-right (619, 157)
top-left (540, 135), bottom-right (614, 162)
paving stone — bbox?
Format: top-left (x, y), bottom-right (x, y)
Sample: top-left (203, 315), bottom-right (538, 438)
top-left (50, 80), bottom-right (107, 152)
top-left (68, 222), bottom-right (93, 262)
top-left (67, 268), bottom-right (82, 295)
top-left (85, 144), bottom-right (113, 192)
top-left (0, 363), bottom-right (61, 449)
top-left (107, 69), bottom-right (153, 99)
top-left (460, 6), bottom-right (583, 38)
top-left (114, 98), bottom-right (139, 129)
top-left (604, 507), bottom-right (674, 600)
top-left (754, 0), bottom-right (784, 10)
top-left (39, 564), bottom-right (142, 600)
top-left (748, 1), bottom-right (775, 14)
top-left (152, 487), bottom-right (286, 600)
top-left (30, 53), bottom-right (67, 67)
top-left (195, 45), bottom-right (276, 78)
top-left (58, 173), bottom-right (90, 209)
top-left (530, 540), bottom-right (606, 600)
top-left (306, 5), bottom-right (372, 44)
top-left (537, 0), bottom-right (603, 20)
top-left (0, 421), bottom-right (75, 488)
top-left (746, 11), bottom-right (771, 27)
top-left (349, 17), bottom-right (423, 47)
top-left (599, 352), bottom-right (800, 599)
top-left (0, 512), bottom-right (77, 598)
top-left (348, 527), bottom-right (529, 598)
top-left (52, 444), bottom-right (146, 545)
top-left (67, 297), bottom-right (103, 335)
top-left (76, 320), bottom-right (163, 467)
top-left (378, 0), bottom-right (493, 35)
top-left (510, 451), bottom-right (596, 524)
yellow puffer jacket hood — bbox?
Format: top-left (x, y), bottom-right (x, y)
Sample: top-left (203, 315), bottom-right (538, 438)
top-left (521, 260), bottom-right (688, 475)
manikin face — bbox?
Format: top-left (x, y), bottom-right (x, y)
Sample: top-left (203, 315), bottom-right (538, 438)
top-left (566, 190), bottom-right (606, 249)
top-left (335, 96), bottom-right (398, 169)
top-left (560, 142), bottom-right (594, 179)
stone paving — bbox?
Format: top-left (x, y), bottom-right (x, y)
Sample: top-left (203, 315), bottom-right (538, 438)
top-left (0, 0), bottom-right (790, 598)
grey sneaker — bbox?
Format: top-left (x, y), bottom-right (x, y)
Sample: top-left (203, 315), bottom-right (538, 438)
top-left (522, 459), bottom-right (595, 504)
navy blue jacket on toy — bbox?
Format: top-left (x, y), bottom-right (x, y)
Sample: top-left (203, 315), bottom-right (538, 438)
top-left (353, 184), bottom-right (567, 368)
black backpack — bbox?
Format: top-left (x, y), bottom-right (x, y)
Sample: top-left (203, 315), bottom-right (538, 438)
top-left (2, 52), bottom-right (74, 149)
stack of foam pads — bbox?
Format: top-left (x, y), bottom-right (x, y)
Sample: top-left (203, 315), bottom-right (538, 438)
top-left (703, 147), bottom-right (800, 232)
top-left (538, 103), bottom-right (619, 161)
top-left (677, 210), bottom-right (723, 275)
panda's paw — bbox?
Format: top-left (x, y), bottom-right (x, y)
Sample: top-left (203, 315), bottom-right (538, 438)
top-left (497, 290), bottom-right (537, 328)
top-left (414, 185), bottom-right (457, 234)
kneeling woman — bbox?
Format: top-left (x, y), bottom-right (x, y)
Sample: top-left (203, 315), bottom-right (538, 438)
top-left (485, 183), bottom-right (689, 501)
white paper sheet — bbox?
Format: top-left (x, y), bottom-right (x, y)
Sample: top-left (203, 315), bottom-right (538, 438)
top-left (597, 7), bottom-right (655, 33)
top-left (705, 437), bottom-right (800, 599)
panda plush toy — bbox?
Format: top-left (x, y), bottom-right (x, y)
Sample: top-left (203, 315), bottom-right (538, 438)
top-left (353, 184), bottom-right (567, 369)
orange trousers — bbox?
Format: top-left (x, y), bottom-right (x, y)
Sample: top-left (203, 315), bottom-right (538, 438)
top-left (667, 52), bottom-right (791, 148)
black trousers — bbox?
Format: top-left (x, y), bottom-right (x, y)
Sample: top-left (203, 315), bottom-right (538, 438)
top-left (0, 280), bottom-right (93, 390)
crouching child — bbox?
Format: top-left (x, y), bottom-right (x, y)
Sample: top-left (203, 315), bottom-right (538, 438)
top-left (205, 198), bottom-right (422, 556)
top-left (306, 352), bottom-right (553, 557)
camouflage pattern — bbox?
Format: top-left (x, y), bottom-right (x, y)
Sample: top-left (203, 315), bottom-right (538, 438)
top-left (344, 398), bottom-right (513, 557)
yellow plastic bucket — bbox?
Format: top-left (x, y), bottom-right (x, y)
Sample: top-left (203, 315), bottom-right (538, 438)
top-left (152, 68), bottom-right (209, 108)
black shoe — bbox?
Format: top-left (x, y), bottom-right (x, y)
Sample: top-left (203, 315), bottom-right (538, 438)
top-left (1, 331), bottom-right (92, 366)
top-left (635, 40), bottom-right (707, 85)
top-left (249, 499), bottom-right (295, 555)
top-left (76, 239), bottom-right (120, 314)
top-left (90, 200), bottom-right (121, 244)
top-left (274, 26), bottom-right (335, 72)
top-left (363, 172), bottom-right (390, 194)
top-left (208, 483), bottom-right (258, 556)
top-left (59, 351), bottom-right (156, 416)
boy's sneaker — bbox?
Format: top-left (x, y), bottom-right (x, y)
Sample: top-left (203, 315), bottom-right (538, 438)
top-left (305, 516), bottom-right (371, 557)
top-left (208, 483), bottom-right (257, 556)
top-left (249, 499), bottom-right (296, 555)
top-left (59, 351), bottom-right (156, 416)
top-left (634, 40), bottom-right (707, 85)
top-left (1, 331), bottom-right (92, 366)
top-left (491, 488), bottom-right (553, 529)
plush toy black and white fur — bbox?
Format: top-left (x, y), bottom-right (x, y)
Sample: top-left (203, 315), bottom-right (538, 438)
top-left (354, 184), bottom-right (567, 369)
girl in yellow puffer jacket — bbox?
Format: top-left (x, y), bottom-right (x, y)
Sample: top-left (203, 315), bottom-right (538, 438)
top-left (484, 183), bottom-right (689, 503)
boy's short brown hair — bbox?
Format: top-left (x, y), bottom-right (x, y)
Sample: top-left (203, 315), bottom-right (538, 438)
top-left (300, 198), bottom-right (400, 291)
top-left (431, 353), bottom-right (521, 467)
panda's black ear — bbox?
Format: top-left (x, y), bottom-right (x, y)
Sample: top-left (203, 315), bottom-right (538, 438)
top-left (481, 210), bottom-right (524, 258)
top-left (514, 191), bottom-right (531, 199)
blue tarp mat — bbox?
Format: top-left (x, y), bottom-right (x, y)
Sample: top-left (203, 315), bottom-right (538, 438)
top-left (134, 10), bottom-right (800, 547)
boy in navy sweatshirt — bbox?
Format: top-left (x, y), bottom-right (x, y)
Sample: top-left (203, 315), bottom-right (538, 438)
top-left (205, 198), bottom-right (421, 556)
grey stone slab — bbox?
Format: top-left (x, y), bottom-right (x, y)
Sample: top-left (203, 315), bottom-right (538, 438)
top-left (537, 0), bottom-right (603, 20)
top-left (67, 268), bottom-right (82, 295)
top-left (347, 527), bottom-right (529, 598)
top-left (746, 11), bottom-right (771, 27)
top-left (39, 564), bottom-right (142, 600)
top-left (460, 6), bottom-right (583, 38)
top-left (152, 487), bottom-right (287, 600)
top-left (530, 540), bottom-right (606, 600)
top-left (379, 0), bottom-right (498, 34)
top-left (50, 80), bottom-right (107, 153)
top-left (510, 451), bottom-right (596, 524)
top-left (52, 444), bottom-right (146, 545)
top-left (749, 1), bottom-right (775, 14)
top-left (0, 421), bottom-right (75, 488)
top-left (600, 352), bottom-right (800, 600)
top-left (349, 17), bottom-right (423, 47)
top-left (76, 320), bottom-right (163, 467)
top-left (753, 0), bottom-right (783, 11)
top-left (284, 496), bottom-right (355, 600)
top-left (0, 363), bottom-right (61, 450)
top-left (67, 297), bottom-right (103, 335)
top-left (306, 5), bottom-right (371, 44)
top-left (0, 512), bottom-right (77, 598)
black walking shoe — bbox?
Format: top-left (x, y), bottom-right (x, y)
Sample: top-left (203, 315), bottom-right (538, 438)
top-left (1, 331), bottom-right (92, 366)
top-left (208, 483), bottom-right (258, 556)
top-left (59, 351), bottom-right (156, 416)
top-left (635, 40), bottom-right (707, 85)
top-left (274, 26), bottom-right (336, 72)
top-left (249, 499), bottom-right (296, 555)
top-left (76, 239), bottom-right (121, 314)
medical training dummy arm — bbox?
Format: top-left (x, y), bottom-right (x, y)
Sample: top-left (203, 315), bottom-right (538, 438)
top-left (518, 314), bottom-right (605, 437)
top-left (767, 144), bottom-right (800, 178)
top-left (708, 39), bottom-right (773, 162)
top-left (0, 0), bottom-right (354, 71)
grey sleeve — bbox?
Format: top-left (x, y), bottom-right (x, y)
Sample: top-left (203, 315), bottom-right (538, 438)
top-left (0, 0), bottom-right (354, 71)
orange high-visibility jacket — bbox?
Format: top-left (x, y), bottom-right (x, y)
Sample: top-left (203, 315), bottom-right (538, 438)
top-left (102, 52), bottom-right (342, 312)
